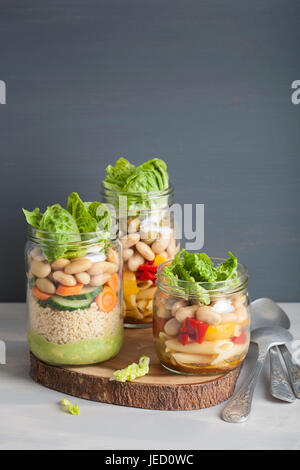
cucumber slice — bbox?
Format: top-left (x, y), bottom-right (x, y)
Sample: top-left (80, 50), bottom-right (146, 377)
top-left (47, 295), bottom-right (94, 311)
top-left (38, 299), bottom-right (49, 309)
top-left (64, 286), bottom-right (102, 301)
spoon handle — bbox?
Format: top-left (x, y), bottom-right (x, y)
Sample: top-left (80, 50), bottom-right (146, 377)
top-left (279, 344), bottom-right (300, 398)
top-left (222, 350), bottom-right (267, 423)
top-left (269, 346), bottom-right (295, 402)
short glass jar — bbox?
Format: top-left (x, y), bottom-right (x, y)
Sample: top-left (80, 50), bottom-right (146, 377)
top-left (102, 185), bottom-right (180, 327)
top-left (25, 228), bottom-right (123, 366)
top-left (153, 259), bottom-right (251, 376)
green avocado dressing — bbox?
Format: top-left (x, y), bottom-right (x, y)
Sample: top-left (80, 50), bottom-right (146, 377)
top-left (28, 327), bottom-right (123, 366)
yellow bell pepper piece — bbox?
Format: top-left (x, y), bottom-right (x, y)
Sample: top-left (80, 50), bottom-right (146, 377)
top-left (153, 255), bottom-right (168, 266)
top-left (205, 323), bottom-right (236, 341)
top-left (123, 271), bottom-right (139, 296)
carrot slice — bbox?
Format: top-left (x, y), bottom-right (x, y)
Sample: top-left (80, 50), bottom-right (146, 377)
top-left (106, 273), bottom-right (119, 292)
top-left (96, 286), bottom-right (118, 313)
top-left (32, 287), bottom-right (52, 301)
top-left (56, 283), bottom-right (83, 297)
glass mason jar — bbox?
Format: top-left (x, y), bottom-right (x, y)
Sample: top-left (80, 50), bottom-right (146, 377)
top-left (25, 228), bottom-right (123, 366)
top-left (102, 185), bottom-right (180, 327)
top-left (153, 259), bottom-right (251, 376)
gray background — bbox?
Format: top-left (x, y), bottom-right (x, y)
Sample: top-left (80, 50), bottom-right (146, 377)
top-left (0, 0), bottom-right (299, 302)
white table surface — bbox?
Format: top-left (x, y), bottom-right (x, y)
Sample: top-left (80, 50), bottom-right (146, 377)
top-left (0, 302), bottom-right (299, 450)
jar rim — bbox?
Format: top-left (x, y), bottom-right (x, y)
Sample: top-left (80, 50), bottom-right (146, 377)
top-left (101, 183), bottom-right (174, 200)
top-left (26, 226), bottom-right (118, 245)
top-left (156, 257), bottom-right (248, 297)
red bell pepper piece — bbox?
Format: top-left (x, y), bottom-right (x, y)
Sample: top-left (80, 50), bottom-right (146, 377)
top-left (136, 271), bottom-right (156, 282)
top-left (177, 317), bottom-right (209, 345)
top-left (136, 260), bottom-right (158, 285)
top-left (178, 331), bottom-right (195, 345)
top-left (232, 328), bottom-right (247, 344)
top-left (137, 263), bottom-right (157, 272)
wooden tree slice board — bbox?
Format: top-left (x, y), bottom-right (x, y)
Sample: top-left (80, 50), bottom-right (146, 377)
top-left (30, 328), bottom-right (242, 411)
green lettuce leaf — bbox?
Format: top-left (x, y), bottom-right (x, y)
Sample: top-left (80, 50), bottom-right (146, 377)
top-left (162, 250), bottom-right (210, 304)
top-left (104, 157), bottom-right (136, 191)
top-left (111, 355), bottom-right (150, 382)
top-left (39, 204), bottom-right (81, 261)
top-left (173, 264), bottom-right (210, 304)
top-left (102, 157), bottom-right (170, 211)
top-left (67, 192), bottom-right (98, 234)
top-left (83, 201), bottom-right (112, 233)
top-left (162, 249), bottom-right (239, 304)
top-left (60, 398), bottom-right (80, 416)
top-left (23, 194), bottom-right (114, 262)
top-left (22, 208), bottom-right (43, 229)
top-left (216, 252), bottom-right (238, 281)
top-left (123, 158), bottom-right (169, 194)
top-left (182, 251), bottom-right (218, 283)
top-left (135, 158), bottom-right (169, 190)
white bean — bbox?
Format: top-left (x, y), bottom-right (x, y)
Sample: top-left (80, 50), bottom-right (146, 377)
top-left (164, 318), bottom-right (181, 336)
top-left (88, 261), bottom-right (118, 276)
top-left (64, 258), bottom-right (92, 274)
top-left (51, 258), bottom-right (71, 271)
top-left (106, 247), bottom-right (119, 267)
top-left (128, 253), bottom-right (144, 272)
top-left (171, 300), bottom-right (188, 316)
top-left (52, 271), bottom-right (76, 286)
top-left (196, 306), bottom-right (221, 325)
top-left (128, 218), bottom-right (141, 234)
top-left (120, 233), bottom-right (140, 249)
top-left (89, 273), bottom-right (111, 287)
top-left (167, 237), bottom-right (177, 258)
top-left (151, 237), bottom-right (170, 254)
top-left (156, 305), bottom-right (172, 319)
top-left (30, 248), bottom-right (45, 262)
top-left (140, 230), bottom-right (158, 244)
top-left (36, 278), bottom-right (56, 294)
top-left (136, 241), bottom-right (155, 262)
top-left (75, 272), bottom-right (91, 285)
top-left (175, 305), bottom-right (198, 323)
top-left (123, 248), bottom-right (134, 262)
top-left (31, 260), bottom-right (51, 279)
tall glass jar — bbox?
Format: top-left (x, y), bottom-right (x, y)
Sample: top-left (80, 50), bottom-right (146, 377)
top-left (25, 228), bottom-right (123, 366)
top-left (102, 185), bottom-right (180, 327)
top-left (153, 259), bottom-right (251, 376)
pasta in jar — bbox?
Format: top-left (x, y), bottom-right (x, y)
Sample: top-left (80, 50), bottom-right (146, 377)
top-left (102, 157), bottom-right (180, 327)
top-left (153, 251), bottom-right (251, 375)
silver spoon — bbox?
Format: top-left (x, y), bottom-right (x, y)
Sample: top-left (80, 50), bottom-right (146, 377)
top-left (251, 298), bottom-right (290, 331)
top-left (251, 298), bottom-right (299, 401)
top-left (222, 326), bottom-right (293, 423)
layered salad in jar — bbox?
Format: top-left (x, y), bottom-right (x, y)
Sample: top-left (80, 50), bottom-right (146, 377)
top-left (154, 250), bottom-right (250, 375)
top-left (23, 192), bottom-right (123, 366)
top-left (102, 157), bottom-right (180, 326)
